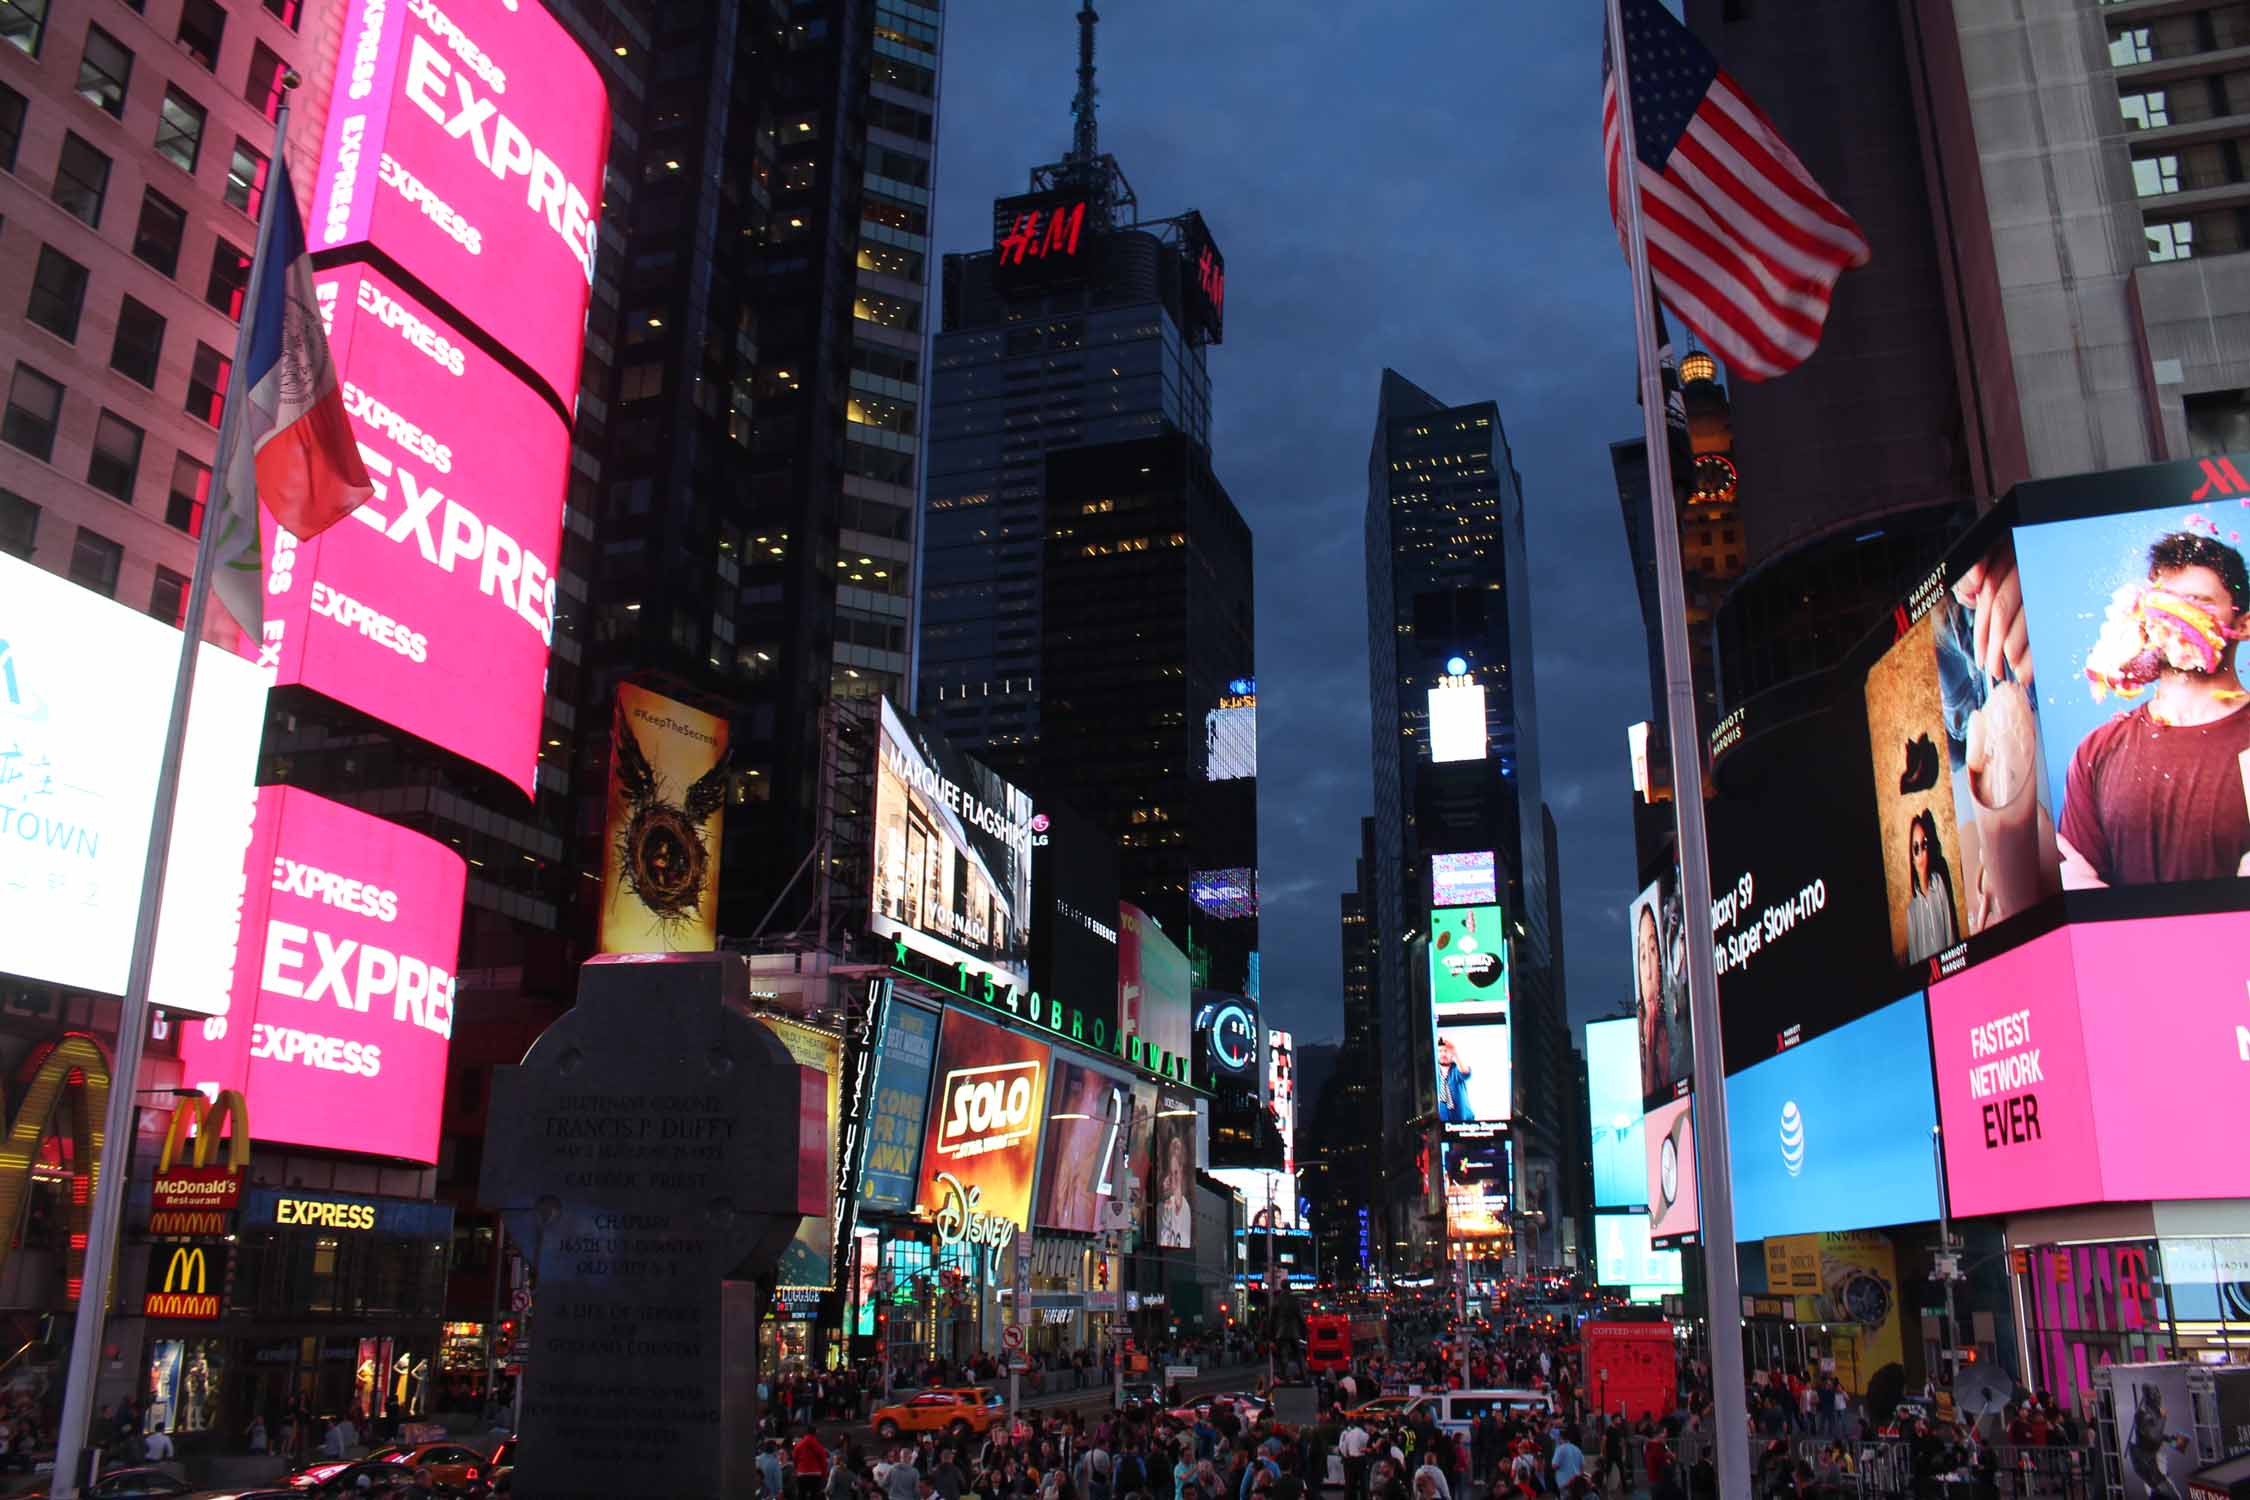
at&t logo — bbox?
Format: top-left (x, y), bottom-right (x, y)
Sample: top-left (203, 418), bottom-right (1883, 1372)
top-left (1779, 1100), bottom-right (1805, 1178)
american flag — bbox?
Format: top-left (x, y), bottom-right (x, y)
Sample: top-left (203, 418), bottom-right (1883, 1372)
top-left (1602, 0), bottom-right (1869, 381)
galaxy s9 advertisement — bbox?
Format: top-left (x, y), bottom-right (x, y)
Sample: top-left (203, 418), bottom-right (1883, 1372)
top-left (1723, 993), bottom-right (1940, 1242)
top-left (313, 0), bottom-right (611, 408)
top-left (180, 787), bottom-right (466, 1163)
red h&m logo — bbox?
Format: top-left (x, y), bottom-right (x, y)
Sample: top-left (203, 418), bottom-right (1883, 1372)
top-left (2191, 457), bottom-right (2248, 501)
top-left (1196, 246), bottom-right (1225, 320)
top-left (998, 201), bottom-right (1087, 267)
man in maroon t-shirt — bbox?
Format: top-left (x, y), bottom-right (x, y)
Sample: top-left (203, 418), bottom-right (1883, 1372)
top-left (2058, 532), bottom-right (2250, 887)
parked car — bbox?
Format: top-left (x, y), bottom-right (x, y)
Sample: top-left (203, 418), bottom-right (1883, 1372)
top-left (20, 1470), bottom-right (194, 1500)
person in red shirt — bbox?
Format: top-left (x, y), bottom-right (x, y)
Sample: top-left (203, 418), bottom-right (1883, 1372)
top-left (793, 1426), bottom-right (831, 1500)
top-left (2059, 531), bottom-right (2250, 887)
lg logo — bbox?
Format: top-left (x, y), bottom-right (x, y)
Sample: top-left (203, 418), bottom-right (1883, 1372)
top-left (1779, 1100), bottom-right (1805, 1178)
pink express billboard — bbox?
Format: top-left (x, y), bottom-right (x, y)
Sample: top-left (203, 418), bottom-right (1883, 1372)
top-left (260, 263), bottom-right (569, 794)
top-left (179, 786), bottom-right (465, 1163)
top-left (314, 0), bottom-right (609, 407)
top-left (1930, 912), bottom-right (2250, 1215)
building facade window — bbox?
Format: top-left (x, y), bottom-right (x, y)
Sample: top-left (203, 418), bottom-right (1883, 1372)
top-left (86, 409), bottom-right (144, 502)
top-left (166, 452), bottom-right (209, 534)
top-left (223, 138), bottom-right (266, 215)
top-left (2, 365), bottom-right (62, 462)
top-left (0, 0), bottom-right (47, 57)
top-left (75, 24), bottom-right (132, 116)
top-left (186, 343), bottom-right (229, 425)
top-left (155, 87), bottom-right (207, 174)
top-left (53, 131), bottom-right (111, 225)
top-left (110, 296), bottom-right (166, 387)
top-left (245, 40), bottom-right (285, 120)
top-left (0, 487), bottom-right (35, 558)
top-left (175, 0), bottom-right (224, 70)
top-left (205, 236), bottom-right (250, 318)
top-left (27, 245), bottom-right (89, 341)
top-left (0, 81), bottom-right (23, 170)
top-left (68, 526), bottom-right (122, 596)
top-left (149, 565), bottom-right (188, 625)
top-left (262, 0), bottom-right (303, 30)
top-left (132, 188), bottom-right (187, 275)
top-left (2148, 219), bottom-right (2195, 262)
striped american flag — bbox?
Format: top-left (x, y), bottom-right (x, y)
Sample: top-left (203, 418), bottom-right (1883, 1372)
top-left (1602, 0), bottom-right (1870, 381)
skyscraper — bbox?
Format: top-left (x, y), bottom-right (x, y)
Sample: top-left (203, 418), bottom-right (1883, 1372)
top-left (1364, 369), bottom-right (1565, 1266)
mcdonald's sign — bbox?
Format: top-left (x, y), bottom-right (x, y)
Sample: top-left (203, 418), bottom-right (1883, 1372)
top-left (149, 1091), bottom-right (248, 1236)
top-left (0, 1034), bottom-right (111, 1304)
top-left (143, 1243), bottom-right (226, 1320)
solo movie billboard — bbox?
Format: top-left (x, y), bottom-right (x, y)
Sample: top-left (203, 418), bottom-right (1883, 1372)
top-left (1148, 1090), bottom-right (1195, 1249)
top-left (2010, 463), bottom-right (2250, 893)
top-left (1, 553), bottom-right (266, 1011)
top-left (1645, 1093), bottom-right (1698, 1245)
top-left (1443, 1141), bottom-right (1511, 1241)
top-left (1035, 1058), bottom-right (1132, 1233)
top-left (1723, 992), bottom-right (1939, 1243)
top-left (598, 683), bottom-right (730, 953)
top-left (872, 699), bottom-right (1035, 994)
top-left (1435, 1022), bottom-right (1511, 1136)
top-left (859, 998), bottom-right (940, 1213)
top-left (263, 263), bottom-right (572, 796)
top-left (312, 0), bottom-right (611, 409)
top-left (179, 787), bottom-right (466, 1163)
top-left (1585, 1016), bottom-right (1646, 1210)
top-left (1430, 903), bottom-right (1508, 1017)
top-left (915, 1008), bottom-right (1050, 1238)
top-left (1931, 911), bottom-right (2250, 1217)
top-left (1119, 902), bottom-right (1193, 1071)
top-left (1630, 873), bottom-right (1692, 1106)
top-left (761, 1016), bottom-right (841, 1289)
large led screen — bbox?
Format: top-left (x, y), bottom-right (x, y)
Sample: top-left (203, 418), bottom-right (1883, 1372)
top-left (1148, 1089), bottom-right (1196, 1248)
top-left (2012, 476), bottom-right (2250, 893)
top-left (858, 998), bottom-right (939, 1212)
top-left (1204, 680), bottom-right (1256, 781)
top-left (264, 264), bottom-right (571, 796)
top-left (1428, 679), bottom-right (1488, 763)
top-left (179, 787), bottom-right (465, 1162)
top-left (914, 1007), bottom-right (1049, 1235)
top-left (1594, 1212), bottom-right (1684, 1298)
top-left (598, 683), bottom-right (729, 953)
top-left (1034, 1058), bottom-right (1131, 1233)
top-left (1119, 902), bottom-right (1193, 1070)
top-left (1431, 851), bottom-right (1498, 908)
top-left (1586, 1017), bottom-right (1646, 1210)
top-left (1430, 903), bottom-right (1508, 1018)
top-left (1630, 875), bottom-right (1692, 1106)
top-left (871, 699), bottom-right (1035, 994)
top-left (1211, 1168), bottom-right (1301, 1230)
top-left (762, 1015), bottom-right (840, 1290)
top-left (1646, 1093), bottom-right (1698, 1246)
top-left (1, 554), bottom-right (266, 1011)
top-left (1724, 993), bottom-right (1940, 1242)
top-left (1434, 1020), bottom-right (1510, 1137)
top-left (312, 0), bottom-right (610, 408)
top-left (1443, 1140), bottom-right (1510, 1241)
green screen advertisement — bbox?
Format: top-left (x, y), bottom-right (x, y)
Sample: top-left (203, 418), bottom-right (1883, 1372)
top-left (1430, 904), bottom-right (1508, 1017)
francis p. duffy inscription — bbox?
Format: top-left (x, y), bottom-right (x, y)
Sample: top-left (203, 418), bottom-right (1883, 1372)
top-left (481, 953), bottom-right (825, 1500)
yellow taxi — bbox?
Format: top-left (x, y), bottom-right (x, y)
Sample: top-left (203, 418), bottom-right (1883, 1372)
top-left (871, 1386), bottom-right (1005, 1439)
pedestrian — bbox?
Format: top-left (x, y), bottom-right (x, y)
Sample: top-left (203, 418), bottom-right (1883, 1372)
top-left (795, 1426), bottom-right (833, 1500)
top-left (1551, 1425), bottom-right (1585, 1492)
top-left (759, 1438), bottom-right (789, 1499)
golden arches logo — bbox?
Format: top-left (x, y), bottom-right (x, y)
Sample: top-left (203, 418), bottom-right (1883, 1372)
top-left (157, 1090), bottom-right (249, 1173)
top-left (144, 1244), bottom-right (221, 1319)
top-left (158, 1246), bottom-right (208, 1295)
top-left (0, 1034), bottom-right (111, 1306)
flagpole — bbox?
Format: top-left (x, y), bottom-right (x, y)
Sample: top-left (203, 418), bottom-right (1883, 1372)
top-left (1602, 1), bottom-right (1753, 1494)
top-left (50, 89), bottom-right (298, 1500)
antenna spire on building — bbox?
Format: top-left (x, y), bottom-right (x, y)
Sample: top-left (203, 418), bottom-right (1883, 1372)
top-left (1070, 0), bottom-right (1100, 165)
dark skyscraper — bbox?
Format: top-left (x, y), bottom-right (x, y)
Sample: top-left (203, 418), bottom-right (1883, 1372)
top-left (919, 5), bottom-right (1252, 986)
top-left (581, 0), bottom-right (944, 940)
top-left (1365, 369), bottom-right (1567, 1267)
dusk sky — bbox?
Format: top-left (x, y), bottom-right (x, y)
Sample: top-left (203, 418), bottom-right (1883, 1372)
top-left (933, 2), bottom-right (1658, 1046)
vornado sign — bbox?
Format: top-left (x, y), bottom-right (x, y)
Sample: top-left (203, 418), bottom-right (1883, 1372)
top-left (143, 1244), bottom-right (227, 1320)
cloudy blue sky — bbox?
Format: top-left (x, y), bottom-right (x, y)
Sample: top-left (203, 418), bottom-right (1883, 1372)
top-left (931, 2), bottom-right (1655, 1046)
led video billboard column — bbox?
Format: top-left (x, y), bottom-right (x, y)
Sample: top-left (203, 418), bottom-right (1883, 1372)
top-left (915, 1008), bottom-right (1050, 1241)
top-left (1585, 1017), bottom-right (1646, 1210)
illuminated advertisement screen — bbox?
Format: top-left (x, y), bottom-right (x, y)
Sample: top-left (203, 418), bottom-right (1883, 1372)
top-left (312, 0), bottom-right (611, 408)
top-left (1646, 1093), bottom-right (1698, 1246)
top-left (1428, 680), bottom-right (1488, 763)
top-left (1723, 993), bottom-right (1939, 1242)
top-left (1430, 903), bottom-right (1508, 1018)
top-left (2010, 461), bottom-right (2250, 898)
top-left (991, 191), bottom-right (1098, 292)
top-left (1930, 911), bottom-right (2250, 1217)
top-left (1443, 1140), bottom-right (1510, 1241)
top-left (1630, 874), bottom-right (1693, 1108)
top-left (1594, 1212), bottom-right (1683, 1297)
top-left (1189, 868), bottom-right (1258, 920)
top-left (1148, 1089), bottom-right (1196, 1249)
top-left (598, 683), bottom-right (729, 954)
top-left (1586, 1017), bottom-right (1646, 1210)
top-left (1431, 851), bottom-right (1497, 908)
top-left (1034, 1057), bottom-right (1131, 1233)
top-left (871, 698), bottom-right (1035, 994)
top-left (761, 1015), bottom-right (840, 1290)
top-left (1, 554), bottom-right (266, 1011)
top-left (1434, 1020), bottom-right (1510, 1137)
top-left (1204, 680), bottom-right (1255, 781)
top-left (1180, 211), bottom-right (1226, 345)
top-left (914, 1007), bottom-right (1049, 1235)
top-left (1192, 994), bottom-right (1260, 1093)
top-left (858, 998), bottom-right (940, 1212)
top-left (179, 787), bottom-right (466, 1163)
top-left (262, 263), bottom-right (570, 796)
top-left (1119, 902), bottom-right (1193, 1073)
top-left (1211, 1168), bottom-right (1300, 1230)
